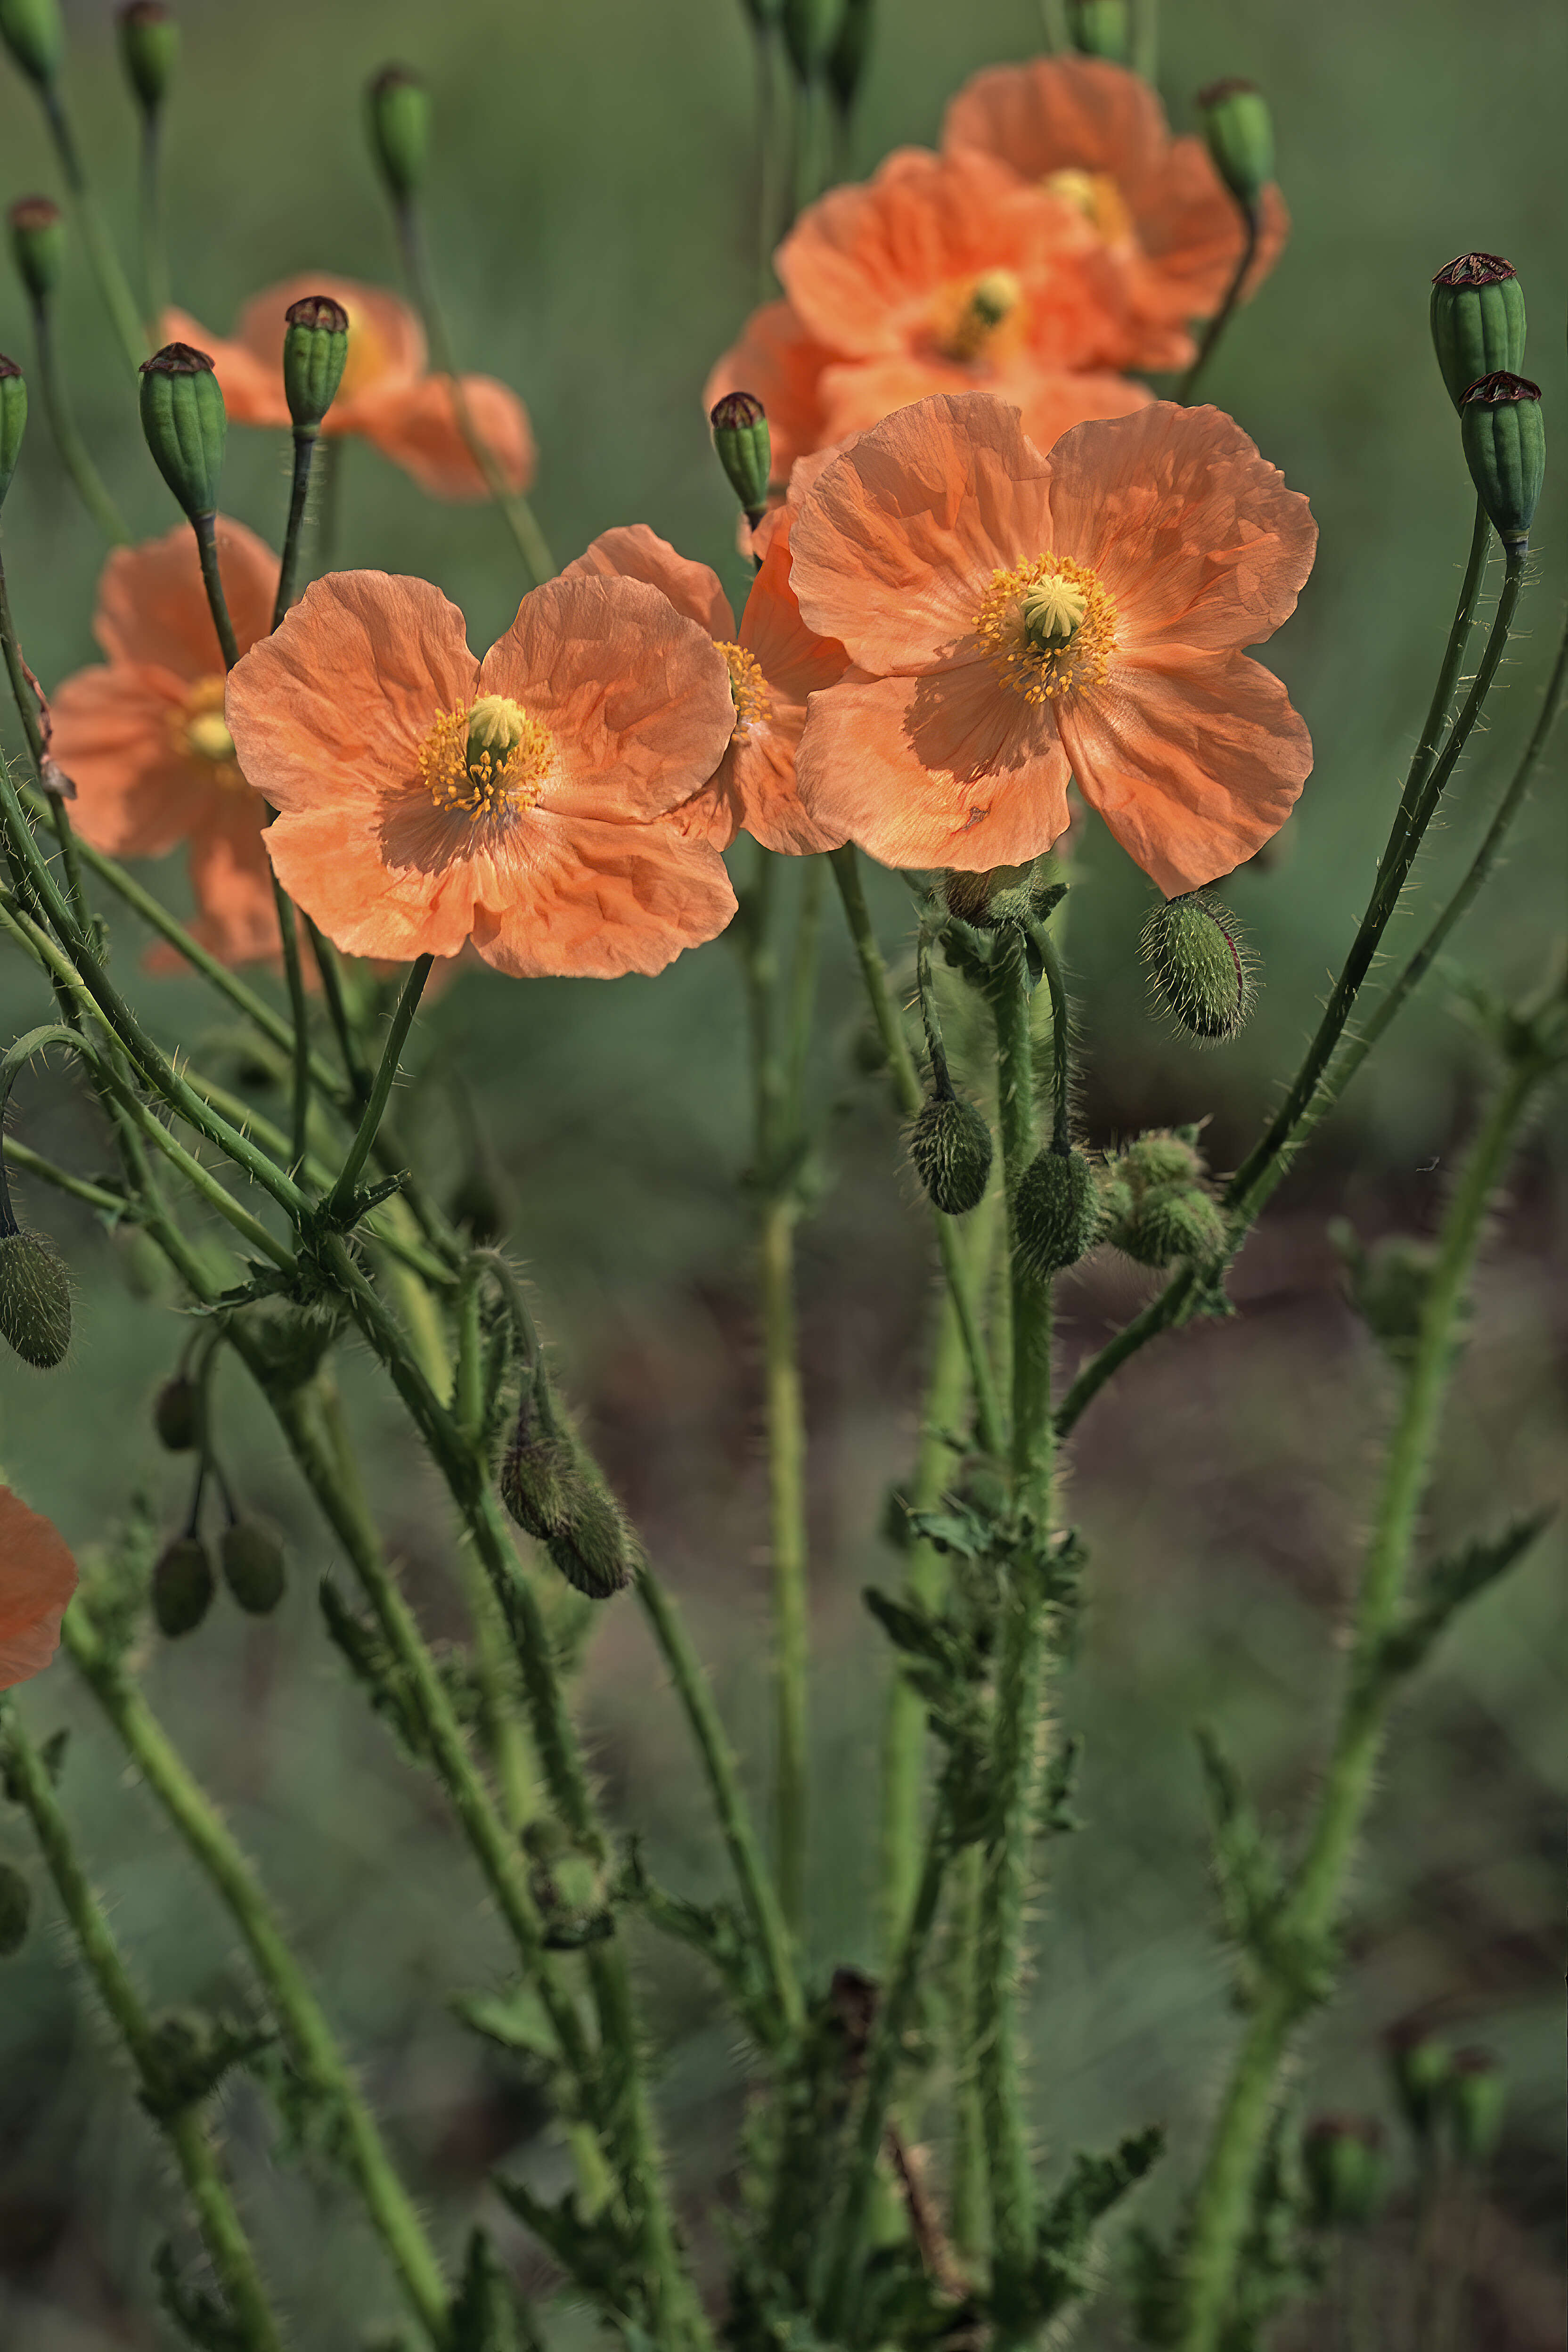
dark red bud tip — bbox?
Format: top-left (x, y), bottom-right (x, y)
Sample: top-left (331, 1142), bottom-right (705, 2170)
top-left (1462, 370), bottom-right (1542, 406)
top-left (0, 356), bottom-right (21, 381)
top-left (369, 59), bottom-right (423, 96)
top-left (1305, 2114), bottom-right (1385, 2147)
top-left (1451, 2046), bottom-right (1500, 2076)
top-left (711, 390), bottom-right (766, 432)
top-left (1433, 251), bottom-right (1516, 290)
top-left (140, 340), bottom-right (215, 376)
top-left (1198, 75), bottom-right (1258, 106)
top-left (286, 294), bottom-right (349, 335)
top-left (119, 0), bottom-right (171, 21)
top-left (8, 196), bottom-right (60, 232)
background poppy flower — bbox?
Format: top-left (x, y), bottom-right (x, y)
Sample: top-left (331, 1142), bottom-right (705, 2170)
top-left (225, 571), bottom-right (740, 980)
top-left (788, 392), bottom-right (1315, 894)
top-left (0, 1486), bottom-right (77, 1690)
top-left (163, 273), bottom-right (535, 502)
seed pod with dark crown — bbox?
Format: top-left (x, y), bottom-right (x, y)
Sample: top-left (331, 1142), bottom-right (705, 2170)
top-left (1460, 371), bottom-right (1544, 548)
top-left (220, 1520), bottom-right (286, 1616)
top-left (1444, 2048), bottom-right (1506, 2166)
top-left (1198, 78), bottom-right (1274, 211)
top-left (365, 64), bottom-right (430, 206)
top-left (1141, 890), bottom-right (1256, 1043)
top-left (0, 354), bottom-right (25, 508)
top-left (1122, 1130), bottom-right (1203, 1193)
top-left (1014, 1147), bottom-right (1101, 1283)
top-left (117, 1), bottom-right (178, 113)
top-left (547, 1478), bottom-right (641, 1602)
top-left (1302, 2116), bottom-right (1387, 2230)
top-left (1430, 253), bottom-right (1526, 412)
top-left (710, 391), bottom-right (771, 526)
top-left (0, 0), bottom-right (63, 87)
top-left (0, 1859), bottom-right (30, 1956)
top-left (8, 196), bottom-right (61, 303)
top-left (1066, 0), bottom-right (1129, 61)
top-left (153, 1372), bottom-right (201, 1452)
top-left (0, 1226), bottom-right (71, 1368)
top-left (282, 294), bottom-right (349, 435)
top-left (152, 1534), bottom-right (214, 1638)
top-left (1117, 1181), bottom-right (1227, 1268)
top-left (139, 343), bottom-right (225, 521)
top-left (908, 1085), bottom-right (993, 1216)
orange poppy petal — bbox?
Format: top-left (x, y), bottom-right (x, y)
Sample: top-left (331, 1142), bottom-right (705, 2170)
top-left (49, 666), bottom-right (219, 857)
top-left (702, 300), bottom-right (837, 482)
top-left (564, 525), bottom-right (735, 638)
top-left (92, 518), bottom-right (279, 674)
top-left (233, 274), bottom-right (425, 386)
top-left (263, 801), bottom-right (479, 962)
top-left (1059, 647), bottom-right (1311, 895)
top-left (1135, 143), bottom-right (1289, 317)
top-left (819, 355), bottom-right (1152, 458)
top-left (344, 374), bottom-right (536, 499)
top-left (942, 55), bottom-right (1169, 195)
top-left (0, 1487), bottom-right (77, 1690)
top-left (160, 306), bottom-right (289, 429)
top-left (470, 814), bottom-right (739, 979)
top-left (187, 803), bottom-right (281, 966)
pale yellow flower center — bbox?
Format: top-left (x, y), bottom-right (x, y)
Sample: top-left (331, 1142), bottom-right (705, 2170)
top-left (175, 675), bottom-right (243, 783)
top-left (716, 640), bottom-right (772, 739)
top-left (974, 554), bottom-right (1117, 704)
top-left (1043, 167), bottom-right (1135, 249)
top-left (336, 314), bottom-right (391, 400)
top-left (417, 693), bottom-right (555, 820)
top-left (930, 268), bottom-right (1028, 365)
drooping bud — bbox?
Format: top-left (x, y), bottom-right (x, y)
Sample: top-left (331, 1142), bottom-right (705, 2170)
top-left (0, 355), bottom-right (26, 508)
top-left (1066, 0), bottom-right (1130, 62)
top-left (153, 1372), bottom-right (201, 1451)
top-left (139, 343), bottom-right (225, 520)
top-left (1430, 254), bottom-right (1526, 412)
top-left (117, 1), bottom-right (178, 113)
top-left (365, 64), bottom-right (430, 207)
top-left (1460, 372), bottom-right (1544, 548)
top-left (941, 858), bottom-right (1057, 932)
top-left (1444, 2048), bottom-right (1506, 2165)
top-left (0, 1226), bottom-right (71, 1368)
top-left (152, 1534), bottom-right (215, 1638)
top-left (0, 1859), bottom-right (30, 1956)
top-left (1302, 2116), bottom-right (1387, 2230)
top-left (1117, 1181), bottom-right (1227, 1269)
top-left (8, 196), bottom-right (62, 304)
top-left (1141, 890), bottom-right (1257, 1043)
top-left (825, 0), bottom-right (873, 117)
top-left (1121, 1130), bottom-right (1203, 1193)
top-left (281, 294), bottom-right (349, 435)
top-left (500, 1380), bottom-right (580, 1543)
top-left (710, 390), bottom-right (771, 526)
top-left (1198, 78), bottom-right (1275, 212)
top-left (1014, 1147), bottom-right (1101, 1283)
top-left (548, 1481), bottom-right (641, 1602)
top-left (908, 1087), bottom-right (993, 1216)
top-left (1385, 2021), bottom-right (1452, 2143)
top-left (220, 1520), bottom-right (286, 1616)
top-left (0, 0), bottom-right (64, 88)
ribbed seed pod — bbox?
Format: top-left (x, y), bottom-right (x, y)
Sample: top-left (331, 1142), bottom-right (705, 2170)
top-left (0, 1860), bottom-right (30, 1957)
top-left (1198, 78), bottom-right (1274, 209)
top-left (1141, 890), bottom-right (1256, 1043)
top-left (908, 1087), bottom-right (993, 1216)
top-left (1460, 371), bottom-right (1544, 547)
top-left (0, 0), bottom-right (63, 87)
top-left (152, 1535), bottom-right (215, 1638)
top-left (941, 858), bottom-right (1050, 931)
top-left (364, 64), bottom-right (430, 204)
top-left (0, 1227), bottom-right (71, 1368)
top-left (1429, 253), bottom-right (1526, 411)
top-left (281, 294), bottom-right (349, 433)
top-left (0, 353), bottom-right (24, 507)
top-left (1118, 1181), bottom-right (1227, 1269)
top-left (153, 1373), bottom-right (201, 1452)
top-left (710, 391), bottom-right (771, 523)
top-left (139, 343), bottom-right (226, 520)
top-left (220, 1521), bottom-right (286, 1616)
top-left (117, 2), bottom-right (179, 112)
top-left (1014, 1147), bottom-right (1101, 1282)
top-left (1302, 2117), bottom-right (1387, 2230)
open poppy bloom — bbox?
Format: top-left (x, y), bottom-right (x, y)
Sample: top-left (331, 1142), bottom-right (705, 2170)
top-left (50, 520), bottom-right (284, 966)
top-left (788, 393), bottom-right (1315, 895)
top-left (564, 518), bottom-right (849, 855)
top-left (225, 572), bottom-right (740, 979)
top-left (943, 57), bottom-right (1289, 370)
top-left (0, 1486), bottom-right (77, 1690)
top-left (162, 274), bottom-right (534, 502)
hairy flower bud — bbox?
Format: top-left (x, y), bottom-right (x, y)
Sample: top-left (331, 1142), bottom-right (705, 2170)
top-left (139, 343), bottom-right (225, 520)
top-left (117, 1), bottom-right (178, 112)
top-left (1198, 78), bottom-right (1274, 211)
top-left (221, 1520), bottom-right (286, 1616)
top-left (1066, 0), bottom-right (1130, 61)
top-left (1302, 2116), bottom-right (1386, 2230)
top-left (1014, 1146), bottom-right (1101, 1282)
top-left (1444, 2048), bottom-right (1506, 2165)
top-left (152, 1534), bottom-right (215, 1638)
top-left (0, 0), bottom-right (63, 88)
top-left (281, 294), bottom-right (349, 433)
top-left (8, 195), bottom-right (62, 304)
top-left (153, 1372), bottom-right (201, 1452)
top-left (1385, 2021), bottom-right (1451, 2142)
top-left (710, 390), bottom-right (771, 525)
top-left (1117, 1181), bottom-right (1226, 1269)
top-left (1122, 1130), bottom-right (1203, 1193)
top-left (1342, 1231), bottom-right (1436, 1364)
top-left (548, 1481), bottom-right (641, 1602)
top-left (1460, 371), bottom-right (1544, 548)
top-left (908, 1087), bottom-right (993, 1216)
top-left (0, 354), bottom-right (25, 508)
top-left (1430, 254), bottom-right (1526, 413)
top-left (0, 1226), bottom-right (71, 1368)
top-left (500, 1382), bottom-right (580, 1542)
top-left (0, 1858), bottom-right (30, 1956)
top-left (1141, 890), bottom-right (1256, 1043)
top-left (941, 858), bottom-right (1057, 932)
top-left (365, 64), bottom-right (430, 206)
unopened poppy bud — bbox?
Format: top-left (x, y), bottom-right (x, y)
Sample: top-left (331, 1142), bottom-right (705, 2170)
top-left (0, 355), bottom-right (26, 508)
top-left (1460, 372), bottom-right (1544, 548)
top-left (1444, 2048), bottom-right (1506, 2165)
top-left (282, 294), bottom-right (349, 434)
top-left (152, 1534), bottom-right (214, 1638)
top-left (1014, 1147), bottom-right (1101, 1283)
top-left (8, 196), bottom-right (62, 303)
top-left (1066, 0), bottom-right (1130, 61)
top-left (1141, 890), bottom-right (1256, 1043)
top-left (500, 1382), bottom-right (580, 1543)
top-left (0, 1859), bottom-right (29, 1955)
top-left (0, 1226), bottom-right (71, 1368)
top-left (1096, 1165), bottom-right (1134, 1230)
top-left (1430, 254), bottom-right (1526, 413)
top-left (941, 858), bottom-right (1054, 931)
top-left (117, 1), bottom-right (178, 112)
top-left (710, 391), bottom-right (771, 525)
top-left (1198, 78), bottom-right (1274, 211)
top-left (825, 0), bottom-right (872, 115)
top-left (1122, 1130), bottom-right (1202, 1192)
top-left (221, 1520), bottom-right (286, 1616)
top-left (365, 64), bottom-right (430, 206)
top-left (547, 1482), bottom-right (640, 1602)
top-left (1302, 2116), bottom-right (1386, 2230)
top-left (1117, 1181), bottom-right (1226, 1268)
top-left (908, 1087), bottom-right (993, 1216)
top-left (1385, 2021), bottom-right (1451, 2142)
top-left (139, 343), bottom-right (225, 520)
top-left (0, 0), bottom-right (63, 87)
top-left (153, 1372), bottom-right (201, 1452)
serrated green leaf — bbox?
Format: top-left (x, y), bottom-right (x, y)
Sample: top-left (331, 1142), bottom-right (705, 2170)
top-left (1381, 1508), bottom-right (1554, 1680)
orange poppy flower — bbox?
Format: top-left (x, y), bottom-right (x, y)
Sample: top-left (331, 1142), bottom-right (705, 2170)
top-left (788, 392), bottom-right (1315, 896)
top-left (0, 1485), bottom-right (77, 1690)
top-left (942, 57), bottom-right (1289, 370)
top-left (563, 516), bottom-right (849, 855)
top-left (162, 273), bottom-right (534, 502)
top-left (224, 572), bottom-right (740, 979)
top-left (49, 520), bottom-right (284, 966)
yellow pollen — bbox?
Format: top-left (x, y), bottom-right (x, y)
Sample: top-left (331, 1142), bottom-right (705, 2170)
top-left (417, 694), bottom-right (555, 820)
top-left (174, 676), bottom-right (242, 782)
top-left (1043, 167), bottom-right (1135, 248)
top-left (930, 267), bottom-right (1027, 365)
top-left (974, 554), bottom-right (1116, 705)
top-left (717, 641), bottom-right (772, 739)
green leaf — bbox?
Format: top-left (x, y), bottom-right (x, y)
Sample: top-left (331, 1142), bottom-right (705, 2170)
top-left (449, 2227), bottom-right (546, 2352)
top-left (1382, 1508), bottom-right (1554, 1679)
top-left (1024, 2125), bottom-right (1165, 2320)
top-left (154, 2243), bottom-right (245, 2352)
top-left (1195, 1726), bottom-right (1287, 2004)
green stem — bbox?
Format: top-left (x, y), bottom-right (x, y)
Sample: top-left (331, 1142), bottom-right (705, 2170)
top-left (190, 511), bottom-right (240, 667)
top-left (2, 1132), bottom-right (127, 1216)
top-left (947, 1839), bottom-right (988, 2263)
top-left (306, 915), bottom-right (376, 1100)
top-left (28, 294), bottom-right (130, 543)
top-left (327, 956), bottom-right (433, 1214)
top-left (760, 1188), bottom-right (809, 1939)
top-left (273, 431), bottom-right (319, 627)
top-left (1178, 204), bottom-right (1259, 405)
top-left (38, 85), bottom-right (147, 375)
top-left (137, 108), bottom-right (170, 331)
top-left (752, 19), bottom-right (781, 300)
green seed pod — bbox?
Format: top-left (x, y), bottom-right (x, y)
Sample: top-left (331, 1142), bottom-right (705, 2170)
top-left (1014, 1147), bottom-right (1101, 1283)
top-left (365, 63), bottom-right (431, 206)
top-left (8, 195), bottom-right (62, 304)
top-left (0, 354), bottom-right (26, 508)
top-left (1198, 78), bottom-right (1275, 210)
top-left (1122, 1130), bottom-right (1203, 1193)
top-left (281, 294), bottom-right (349, 434)
top-left (116, 1), bottom-right (178, 113)
top-left (547, 1479), bottom-right (640, 1602)
top-left (1302, 2116), bottom-right (1386, 2230)
top-left (0, 1226), bottom-right (71, 1369)
top-left (1385, 2023), bottom-right (1452, 2143)
top-left (220, 1520), bottom-right (286, 1616)
top-left (139, 343), bottom-right (226, 520)
top-left (500, 1383), bottom-right (581, 1543)
top-left (1444, 2048), bottom-right (1506, 2166)
top-left (1429, 253), bottom-right (1526, 413)
top-left (908, 1087), bottom-right (993, 1216)
top-left (0, 1859), bottom-right (30, 1956)
top-left (153, 1372), bottom-right (201, 1452)
top-left (1460, 371), bottom-right (1544, 548)
top-left (1118, 1181), bottom-right (1227, 1269)
top-left (152, 1534), bottom-right (215, 1639)
top-left (1066, 0), bottom-right (1130, 61)
top-left (825, 0), bottom-right (872, 116)
top-left (1141, 890), bottom-right (1257, 1044)
top-left (0, 0), bottom-right (64, 88)
top-left (710, 390), bottom-right (771, 524)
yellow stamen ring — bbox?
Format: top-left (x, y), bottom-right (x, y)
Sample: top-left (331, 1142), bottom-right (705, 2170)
top-left (930, 267), bottom-right (1027, 366)
top-left (973, 554), bottom-right (1116, 706)
top-left (717, 641), bottom-right (772, 740)
top-left (418, 693), bottom-right (555, 820)
top-left (175, 675), bottom-right (242, 783)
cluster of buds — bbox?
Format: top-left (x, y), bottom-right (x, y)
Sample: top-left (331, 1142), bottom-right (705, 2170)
top-left (500, 1367), bottom-right (642, 1600)
top-left (1386, 2023), bottom-right (1508, 2166)
top-left (148, 1358), bottom-right (286, 1633)
top-left (1100, 1129), bottom-right (1227, 1269)
top-left (1014, 1144), bottom-right (1101, 1282)
top-left (1430, 254), bottom-right (1544, 548)
top-left (1140, 890), bottom-right (1257, 1045)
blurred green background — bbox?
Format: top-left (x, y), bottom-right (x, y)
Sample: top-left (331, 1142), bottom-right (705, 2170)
top-left (0, 0), bottom-right (1563, 2343)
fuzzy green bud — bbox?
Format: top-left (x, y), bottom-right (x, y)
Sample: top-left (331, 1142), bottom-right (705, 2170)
top-left (1141, 890), bottom-right (1256, 1043)
top-left (825, 0), bottom-right (873, 116)
top-left (1429, 253), bottom-right (1526, 413)
top-left (152, 1534), bottom-right (214, 1638)
top-left (1118, 1181), bottom-right (1227, 1269)
top-left (1444, 2048), bottom-right (1506, 2165)
top-left (1460, 371), bottom-right (1544, 548)
top-left (365, 64), bottom-right (430, 206)
top-left (547, 1481), bottom-right (641, 1602)
top-left (710, 390), bottom-right (772, 525)
top-left (8, 196), bottom-right (62, 305)
top-left (0, 1226), bottom-right (71, 1369)
top-left (500, 1383), bottom-right (580, 1543)
top-left (1345, 1232), bottom-right (1436, 1364)
top-left (1302, 2116), bottom-right (1386, 2230)
top-left (1066, 0), bottom-right (1130, 61)
top-left (281, 294), bottom-right (349, 434)
top-left (1014, 1146), bottom-right (1101, 1283)
top-left (0, 355), bottom-right (25, 508)
top-left (153, 1372), bottom-right (201, 1452)
top-left (908, 1087), bottom-right (993, 1216)
top-left (117, 1), bottom-right (178, 112)
top-left (0, 0), bottom-right (63, 88)
top-left (139, 343), bottom-right (225, 520)
top-left (1121, 1130), bottom-right (1203, 1192)
top-left (941, 858), bottom-right (1058, 932)
top-left (1386, 2022), bottom-right (1452, 2143)
top-left (1096, 1168), bottom-right (1134, 1229)
top-left (1198, 78), bottom-right (1274, 211)
top-left (0, 1859), bottom-right (30, 1956)
top-left (220, 1520), bottom-right (286, 1616)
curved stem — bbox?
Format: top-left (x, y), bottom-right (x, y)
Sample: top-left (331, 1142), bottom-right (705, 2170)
top-left (1178, 204), bottom-right (1259, 405)
top-left (137, 110), bottom-right (170, 331)
top-left (28, 296), bottom-right (131, 543)
top-left (38, 86), bottom-right (147, 375)
top-left (326, 955), bottom-right (433, 1213)
top-left (273, 431), bottom-right (319, 628)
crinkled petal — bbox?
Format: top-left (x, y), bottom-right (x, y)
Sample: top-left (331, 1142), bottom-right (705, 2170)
top-left (819, 355), bottom-right (1152, 459)
top-left (186, 802), bottom-right (282, 966)
top-left (49, 666), bottom-right (220, 857)
top-left (943, 56), bottom-right (1171, 196)
top-left (470, 813), bottom-right (739, 979)
top-left (0, 1488), bottom-right (77, 1691)
top-left (564, 525), bottom-right (735, 638)
top-left (343, 373), bottom-right (536, 498)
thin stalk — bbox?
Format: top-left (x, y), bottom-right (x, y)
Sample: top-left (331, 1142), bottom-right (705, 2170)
top-left (1178, 204), bottom-right (1259, 405)
top-left (273, 431), bottom-right (319, 627)
top-left (37, 86), bottom-right (147, 374)
top-left (1131, 0), bottom-right (1159, 84)
top-left (760, 1188), bottom-right (809, 1936)
top-left (752, 18), bottom-right (781, 298)
top-left (2, 1132), bottom-right (127, 1216)
top-left (137, 110), bottom-right (171, 331)
top-left (785, 854), bottom-right (825, 1136)
top-left (947, 1840), bottom-right (988, 2263)
top-left (27, 295), bottom-right (131, 543)
top-left (313, 437), bottom-right (344, 571)
top-left (306, 915), bottom-right (376, 1101)
top-left (327, 956), bottom-right (433, 1213)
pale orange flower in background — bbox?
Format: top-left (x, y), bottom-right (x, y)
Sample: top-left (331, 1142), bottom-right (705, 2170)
top-left (943, 57), bottom-right (1289, 370)
top-left (225, 572), bottom-right (740, 980)
top-left (788, 392), bottom-right (1315, 895)
top-left (564, 517), bottom-right (849, 855)
top-left (50, 521), bottom-right (283, 966)
top-left (0, 1486), bottom-right (77, 1690)
top-left (163, 273), bottom-right (534, 501)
